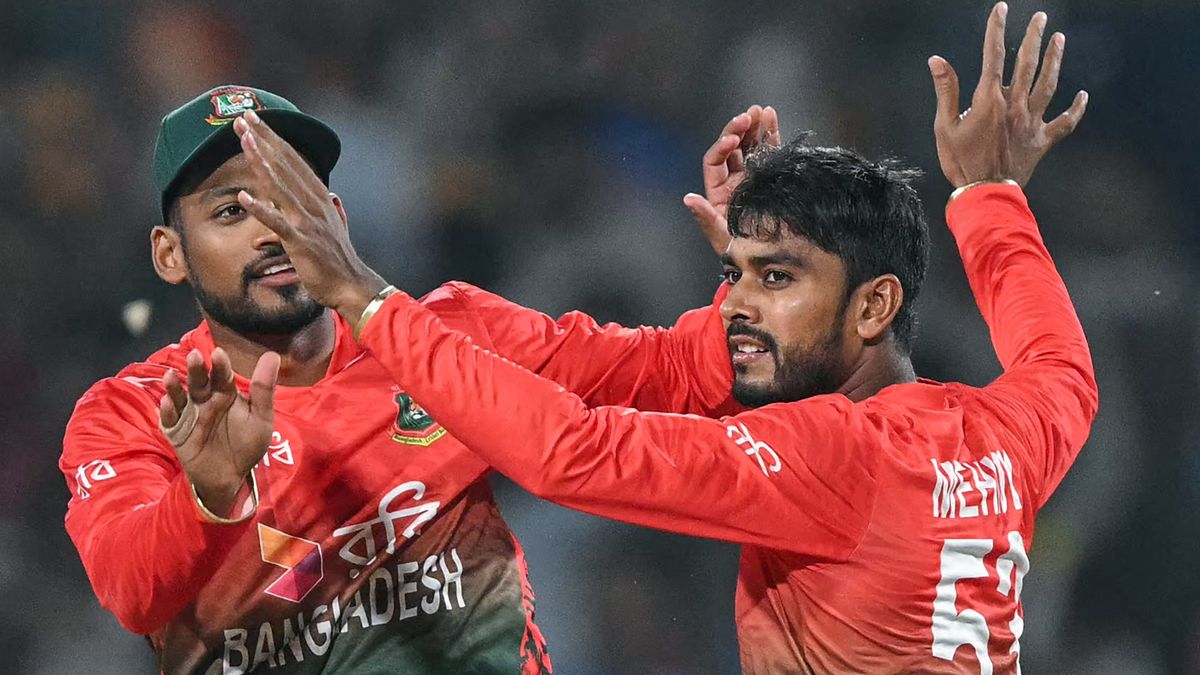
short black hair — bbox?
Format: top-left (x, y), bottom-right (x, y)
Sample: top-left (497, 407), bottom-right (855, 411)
top-left (727, 136), bottom-right (929, 351)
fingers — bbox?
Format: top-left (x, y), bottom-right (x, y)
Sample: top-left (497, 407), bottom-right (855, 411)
top-left (159, 393), bottom-right (179, 430)
top-left (762, 106), bottom-right (781, 146)
top-left (742, 104), bottom-right (764, 149)
top-left (185, 349), bottom-right (212, 404)
top-left (701, 133), bottom-right (740, 190)
top-left (976, 2), bottom-right (1008, 98)
top-left (683, 193), bottom-right (732, 256)
top-left (164, 368), bottom-right (187, 415)
top-left (1029, 32), bottom-right (1066, 118)
top-left (247, 351), bottom-right (281, 423)
top-left (236, 120), bottom-right (307, 214)
top-left (210, 348), bottom-right (236, 396)
top-left (238, 112), bottom-right (322, 194)
top-left (1009, 12), bottom-right (1047, 104)
top-left (1044, 90), bottom-right (1088, 144)
top-left (238, 189), bottom-right (294, 240)
top-left (928, 56), bottom-right (961, 129)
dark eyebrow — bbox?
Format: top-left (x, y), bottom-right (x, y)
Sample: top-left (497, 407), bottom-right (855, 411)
top-left (746, 252), bottom-right (806, 268)
top-left (720, 253), bottom-right (736, 267)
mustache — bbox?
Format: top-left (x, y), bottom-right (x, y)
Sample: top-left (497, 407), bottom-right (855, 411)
top-left (241, 245), bottom-right (289, 291)
top-left (726, 323), bottom-right (779, 356)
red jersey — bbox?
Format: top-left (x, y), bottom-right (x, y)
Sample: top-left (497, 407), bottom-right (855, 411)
top-left (355, 184), bottom-right (1099, 674)
top-left (60, 284), bottom-right (734, 674)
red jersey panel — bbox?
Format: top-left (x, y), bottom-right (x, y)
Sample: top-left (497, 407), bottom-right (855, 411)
top-left (60, 284), bottom-right (732, 674)
top-left (356, 184), bottom-right (1098, 674)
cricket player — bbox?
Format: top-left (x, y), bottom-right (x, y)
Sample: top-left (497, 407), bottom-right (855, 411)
top-left (59, 85), bottom-right (748, 672)
top-left (243, 5), bottom-right (1097, 672)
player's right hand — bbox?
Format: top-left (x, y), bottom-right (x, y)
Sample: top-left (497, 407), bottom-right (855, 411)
top-left (928, 3), bottom-right (1088, 189)
top-left (685, 105), bottom-right (781, 256)
top-left (158, 347), bottom-right (279, 517)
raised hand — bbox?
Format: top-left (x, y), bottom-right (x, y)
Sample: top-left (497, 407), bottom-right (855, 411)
top-left (684, 105), bottom-right (781, 255)
top-left (928, 2), bottom-right (1087, 188)
top-left (159, 347), bottom-right (279, 517)
top-left (231, 111), bottom-right (387, 324)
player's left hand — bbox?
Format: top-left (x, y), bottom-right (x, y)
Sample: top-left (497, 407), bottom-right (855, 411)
top-left (684, 105), bottom-right (781, 255)
top-left (928, 2), bottom-right (1088, 188)
top-left (231, 111), bottom-right (388, 323)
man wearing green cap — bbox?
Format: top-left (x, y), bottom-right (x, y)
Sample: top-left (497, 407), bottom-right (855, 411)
top-left (58, 85), bottom-right (741, 673)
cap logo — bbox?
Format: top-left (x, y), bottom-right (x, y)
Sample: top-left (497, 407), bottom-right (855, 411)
top-left (204, 88), bottom-right (263, 126)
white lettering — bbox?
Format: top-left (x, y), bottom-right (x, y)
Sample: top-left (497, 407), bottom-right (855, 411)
top-left (441, 549), bottom-right (466, 610)
top-left (980, 457), bottom-right (1006, 513)
top-left (726, 422), bottom-right (782, 477)
top-left (397, 561), bottom-right (420, 620)
top-left (340, 590), bottom-right (370, 633)
top-left (930, 451), bottom-right (1024, 520)
top-left (332, 482), bottom-right (441, 566)
top-left (954, 461), bottom-right (980, 519)
top-left (421, 555), bottom-right (442, 614)
top-left (305, 605), bottom-right (332, 656)
top-left (278, 616), bottom-right (304, 666)
top-left (369, 568), bottom-right (395, 626)
top-left (931, 460), bottom-right (957, 518)
top-left (251, 621), bottom-right (277, 669)
top-left (216, 547), bottom-right (470, 671)
top-left (991, 451), bottom-right (1023, 510)
top-left (222, 628), bottom-right (249, 675)
top-left (74, 460), bottom-right (117, 500)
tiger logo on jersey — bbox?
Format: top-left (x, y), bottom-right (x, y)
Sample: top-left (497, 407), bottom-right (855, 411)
top-left (392, 390), bottom-right (447, 446)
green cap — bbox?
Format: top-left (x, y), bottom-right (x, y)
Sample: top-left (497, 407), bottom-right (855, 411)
top-left (152, 85), bottom-right (341, 220)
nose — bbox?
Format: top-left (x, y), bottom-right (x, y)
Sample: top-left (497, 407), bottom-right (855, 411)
top-left (719, 277), bottom-right (761, 325)
top-left (250, 211), bottom-right (284, 250)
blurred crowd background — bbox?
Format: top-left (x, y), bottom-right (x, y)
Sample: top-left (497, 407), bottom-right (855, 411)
top-left (2, 0), bottom-right (1198, 673)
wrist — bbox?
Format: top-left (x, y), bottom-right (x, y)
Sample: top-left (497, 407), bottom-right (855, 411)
top-left (333, 269), bottom-right (390, 327)
top-left (352, 283), bottom-right (400, 340)
top-left (192, 473), bottom-right (254, 522)
top-left (948, 178), bottom-right (1019, 205)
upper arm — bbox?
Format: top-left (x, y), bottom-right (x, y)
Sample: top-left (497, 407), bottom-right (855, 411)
top-left (947, 185), bottom-right (1099, 505)
top-left (427, 281), bottom-right (737, 415)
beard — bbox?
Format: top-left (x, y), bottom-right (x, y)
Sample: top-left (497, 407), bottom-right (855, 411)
top-left (728, 318), bottom-right (847, 408)
top-left (187, 247), bottom-right (324, 337)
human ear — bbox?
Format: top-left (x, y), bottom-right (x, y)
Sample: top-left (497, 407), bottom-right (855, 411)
top-left (151, 225), bottom-right (188, 285)
top-left (853, 274), bottom-right (904, 342)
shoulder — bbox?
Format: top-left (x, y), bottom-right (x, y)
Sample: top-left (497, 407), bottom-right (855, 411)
top-left (67, 332), bottom-right (197, 437)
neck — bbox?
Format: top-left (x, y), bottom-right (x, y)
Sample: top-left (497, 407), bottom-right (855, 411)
top-left (204, 310), bottom-right (336, 387)
top-left (836, 344), bottom-right (916, 403)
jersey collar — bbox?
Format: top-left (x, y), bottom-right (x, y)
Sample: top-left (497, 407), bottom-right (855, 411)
top-left (185, 311), bottom-right (364, 391)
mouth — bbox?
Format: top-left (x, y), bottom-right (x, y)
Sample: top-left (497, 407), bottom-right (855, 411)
top-left (249, 258), bottom-right (300, 287)
top-left (728, 335), bottom-right (772, 367)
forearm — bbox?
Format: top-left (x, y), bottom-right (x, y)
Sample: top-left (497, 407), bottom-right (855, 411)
top-left (427, 282), bottom-right (736, 414)
top-left (947, 184), bottom-right (1094, 380)
top-left (358, 291), bottom-right (871, 557)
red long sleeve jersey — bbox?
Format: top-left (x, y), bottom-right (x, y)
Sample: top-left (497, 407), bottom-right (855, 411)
top-left (61, 285), bottom-right (735, 674)
top-left (357, 185), bottom-right (1099, 674)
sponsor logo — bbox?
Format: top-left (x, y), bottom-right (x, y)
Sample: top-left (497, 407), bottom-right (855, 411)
top-left (258, 524), bottom-right (324, 603)
top-left (332, 481), bottom-right (441, 573)
top-left (220, 547), bottom-right (466, 674)
top-left (726, 422), bottom-right (781, 477)
top-left (391, 390), bottom-right (446, 447)
top-left (204, 88), bottom-right (263, 126)
top-left (75, 460), bottom-right (117, 500)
